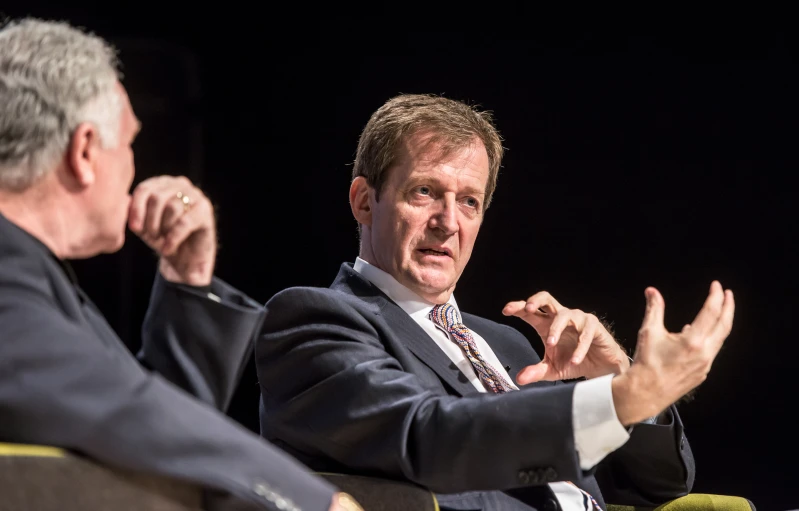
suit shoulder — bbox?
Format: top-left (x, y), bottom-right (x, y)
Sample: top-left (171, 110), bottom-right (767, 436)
top-left (264, 286), bottom-right (380, 325)
top-left (268, 286), bottom-right (372, 310)
top-left (0, 247), bottom-right (58, 307)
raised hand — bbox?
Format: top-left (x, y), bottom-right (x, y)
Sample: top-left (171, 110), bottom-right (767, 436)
top-left (612, 281), bottom-right (735, 425)
top-left (128, 176), bottom-right (217, 286)
top-left (503, 291), bottom-right (629, 384)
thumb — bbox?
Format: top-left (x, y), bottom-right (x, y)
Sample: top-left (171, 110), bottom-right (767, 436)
top-left (641, 286), bottom-right (665, 330)
top-left (516, 361), bottom-right (551, 385)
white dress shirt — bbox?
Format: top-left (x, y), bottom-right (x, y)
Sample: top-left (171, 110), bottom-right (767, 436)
top-left (353, 257), bottom-right (630, 511)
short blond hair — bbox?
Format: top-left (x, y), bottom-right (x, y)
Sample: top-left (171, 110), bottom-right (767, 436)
top-left (352, 94), bottom-right (504, 209)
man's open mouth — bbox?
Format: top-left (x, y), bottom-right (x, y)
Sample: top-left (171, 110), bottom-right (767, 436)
top-left (419, 248), bottom-right (451, 257)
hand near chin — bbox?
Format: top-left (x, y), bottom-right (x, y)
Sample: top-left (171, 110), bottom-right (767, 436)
top-left (502, 291), bottom-right (629, 384)
top-left (128, 176), bottom-right (217, 287)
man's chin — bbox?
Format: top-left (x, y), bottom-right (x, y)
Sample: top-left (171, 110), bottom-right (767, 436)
top-left (101, 231), bottom-right (127, 255)
top-left (405, 269), bottom-right (456, 301)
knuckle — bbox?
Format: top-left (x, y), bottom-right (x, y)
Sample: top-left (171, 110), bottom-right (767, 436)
top-left (685, 335), bottom-right (704, 352)
top-left (174, 215), bottom-right (190, 229)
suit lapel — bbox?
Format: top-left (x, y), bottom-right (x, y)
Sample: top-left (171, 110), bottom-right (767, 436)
top-left (332, 264), bottom-right (478, 397)
top-left (377, 300), bottom-right (479, 397)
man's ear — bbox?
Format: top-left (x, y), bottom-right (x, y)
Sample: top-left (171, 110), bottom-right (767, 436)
top-left (67, 122), bottom-right (100, 187)
top-left (349, 176), bottom-right (373, 228)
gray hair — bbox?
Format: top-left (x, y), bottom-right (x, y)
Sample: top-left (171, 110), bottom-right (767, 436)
top-left (0, 18), bottom-right (122, 191)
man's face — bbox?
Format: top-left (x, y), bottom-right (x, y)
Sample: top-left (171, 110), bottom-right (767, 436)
top-left (90, 82), bottom-right (139, 253)
top-left (366, 134), bottom-right (489, 303)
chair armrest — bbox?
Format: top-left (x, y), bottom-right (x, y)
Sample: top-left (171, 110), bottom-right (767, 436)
top-left (608, 493), bottom-right (756, 511)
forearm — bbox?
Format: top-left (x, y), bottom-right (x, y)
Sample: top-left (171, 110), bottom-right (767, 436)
top-left (259, 336), bottom-right (583, 493)
top-left (1, 297), bottom-right (335, 511)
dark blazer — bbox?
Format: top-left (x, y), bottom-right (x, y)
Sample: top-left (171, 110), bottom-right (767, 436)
top-left (0, 213), bottom-right (336, 511)
top-left (257, 263), bottom-right (696, 511)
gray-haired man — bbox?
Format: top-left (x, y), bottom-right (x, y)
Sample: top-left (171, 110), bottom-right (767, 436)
top-left (0, 18), bottom-right (359, 511)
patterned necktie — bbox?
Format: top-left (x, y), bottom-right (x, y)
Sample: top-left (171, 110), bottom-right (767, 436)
top-left (428, 303), bottom-right (514, 393)
top-left (428, 303), bottom-right (602, 511)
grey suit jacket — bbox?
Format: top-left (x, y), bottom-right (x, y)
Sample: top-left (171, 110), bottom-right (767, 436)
top-left (0, 213), bottom-right (336, 511)
top-left (256, 263), bottom-right (696, 511)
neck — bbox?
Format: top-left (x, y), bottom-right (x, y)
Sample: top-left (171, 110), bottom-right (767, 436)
top-left (0, 177), bottom-right (83, 259)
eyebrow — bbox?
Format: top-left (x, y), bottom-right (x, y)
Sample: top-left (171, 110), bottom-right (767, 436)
top-left (460, 185), bottom-right (487, 197)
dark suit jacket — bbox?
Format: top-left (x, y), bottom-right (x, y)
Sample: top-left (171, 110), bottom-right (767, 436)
top-left (0, 213), bottom-right (336, 511)
top-left (256, 263), bottom-right (696, 511)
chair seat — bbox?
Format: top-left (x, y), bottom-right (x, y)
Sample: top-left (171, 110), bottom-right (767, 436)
top-left (0, 442), bottom-right (203, 511)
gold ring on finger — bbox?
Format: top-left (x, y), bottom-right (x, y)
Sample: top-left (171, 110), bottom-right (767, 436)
top-left (175, 191), bottom-right (192, 212)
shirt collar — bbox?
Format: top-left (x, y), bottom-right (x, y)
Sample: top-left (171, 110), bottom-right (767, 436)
top-left (353, 257), bottom-right (459, 321)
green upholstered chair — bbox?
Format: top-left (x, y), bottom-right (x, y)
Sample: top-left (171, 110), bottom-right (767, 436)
top-left (607, 494), bottom-right (756, 511)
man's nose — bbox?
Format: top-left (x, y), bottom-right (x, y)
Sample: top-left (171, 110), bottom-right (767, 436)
top-left (428, 198), bottom-right (458, 235)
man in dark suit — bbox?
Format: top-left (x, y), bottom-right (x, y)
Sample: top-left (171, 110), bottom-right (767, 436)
top-left (256, 94), bottom-right (735, 510)
top-left (0, 18), bottom-right (361, 511)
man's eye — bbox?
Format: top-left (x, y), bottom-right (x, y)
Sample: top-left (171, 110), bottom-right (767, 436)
top-left (465, 197), bottom-right (478, 208)
top-left (418, 186), bottom-right (430, 195)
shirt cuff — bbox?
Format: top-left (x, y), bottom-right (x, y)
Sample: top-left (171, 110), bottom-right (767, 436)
top-left (171, 282), bottom-right (220, 302)
top-left (573, 373), bottom-right (630, 470)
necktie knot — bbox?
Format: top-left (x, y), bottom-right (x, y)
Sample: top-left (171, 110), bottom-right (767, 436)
top-left (429, 303), bottom-right (462, 332)
top-left (428, 303), bottom-right (515, 394)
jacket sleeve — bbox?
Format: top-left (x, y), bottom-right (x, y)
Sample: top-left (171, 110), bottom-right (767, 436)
top-left (256, 287), bottom-right (582, 494)
top-left (137, 273), bottom-right (264, 411)
top-left (594, 405), bottom-right (696, 505)
top-left (0, 289), bottom-right (337, 511)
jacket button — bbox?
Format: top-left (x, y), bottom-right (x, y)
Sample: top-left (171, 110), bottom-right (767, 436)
top-left (517, 470), bottom-right (530, 484)
top-left (544, 467), bottom-right (558, 481)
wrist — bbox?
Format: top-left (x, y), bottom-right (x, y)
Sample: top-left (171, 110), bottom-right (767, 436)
top-left (611, 353), bottom-right (631, 375)
top-left (158, 258), bottom-right (213, 287)
top-left (611, 367), bottom-right (660, 427)
top-left (585, 351), bottom-right (630, 380)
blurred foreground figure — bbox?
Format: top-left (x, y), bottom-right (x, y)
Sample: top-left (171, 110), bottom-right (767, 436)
top-left (256, 94), bottom-right (735, 511)
top-left (0, 18), bottom-right (359, 511)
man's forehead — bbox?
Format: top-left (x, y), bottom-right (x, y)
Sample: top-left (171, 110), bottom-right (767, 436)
top-left (398, 135), bottom-right (488, 176)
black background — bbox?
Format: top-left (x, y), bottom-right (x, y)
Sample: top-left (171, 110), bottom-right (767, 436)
top-left (2, 8), bottom-right (796, 511)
